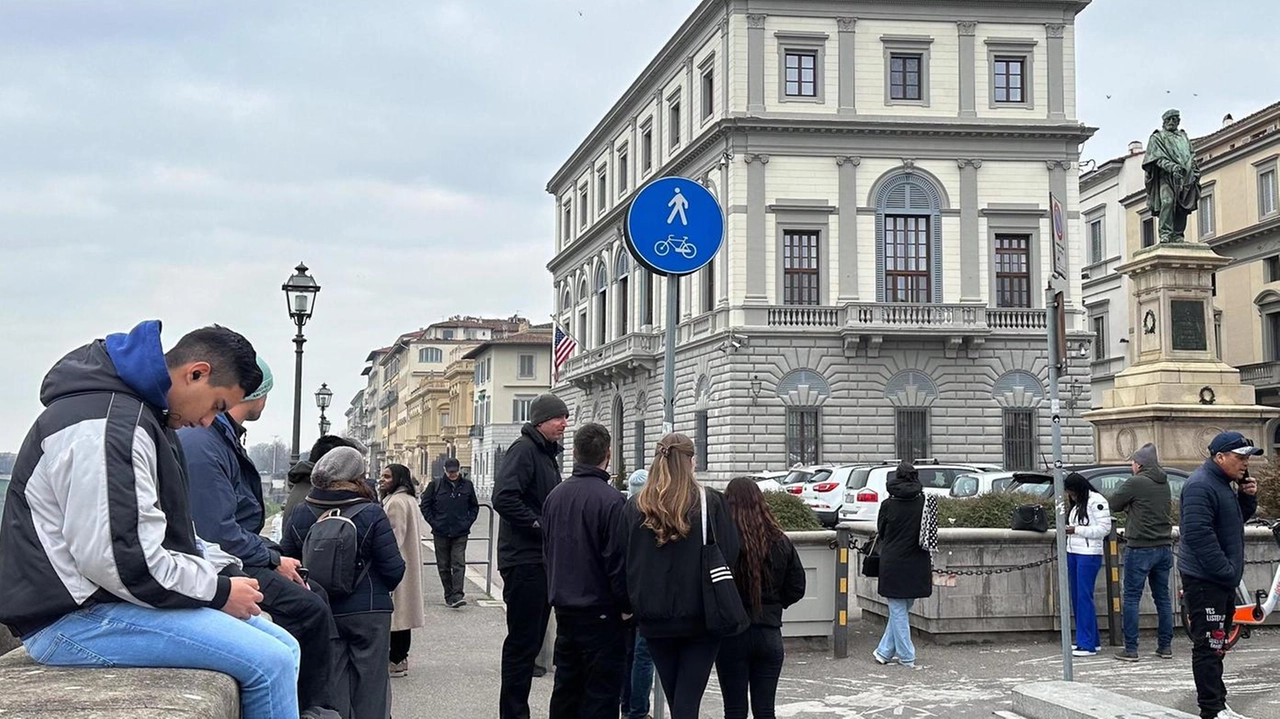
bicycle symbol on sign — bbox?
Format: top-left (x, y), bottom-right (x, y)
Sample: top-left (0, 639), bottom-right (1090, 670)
top-left (654, 235), bottom-right (697, 259)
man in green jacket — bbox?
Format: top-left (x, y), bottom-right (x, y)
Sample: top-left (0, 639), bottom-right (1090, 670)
top-left (1109, 443), bottom-right (1174, 662)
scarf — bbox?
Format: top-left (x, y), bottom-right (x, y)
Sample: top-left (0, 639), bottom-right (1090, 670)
top-left (919, 494), bottom-right (939, 555)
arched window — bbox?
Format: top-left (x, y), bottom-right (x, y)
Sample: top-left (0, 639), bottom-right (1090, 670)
top-left (615, 252), bottom-right (631, 336)
top-left (594, 264), bottom-right (609, 346)
top-left (577, 276), bottom-right (590, 349)
top-left (993, 370), bottom-right (1045, 470)
top-left (875, 171), bottom-right (945, 304)
top-left (885, 370), bottom-right (938, 461)
top-left (418, 347), bottom-right (442, 364)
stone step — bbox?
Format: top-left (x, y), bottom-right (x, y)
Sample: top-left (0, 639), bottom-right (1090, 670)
top-left (1013, 681), bottom-right (1195, 719)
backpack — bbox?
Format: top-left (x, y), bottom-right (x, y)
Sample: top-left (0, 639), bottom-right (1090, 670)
top-left (301, 502), bottom-right (372, 597)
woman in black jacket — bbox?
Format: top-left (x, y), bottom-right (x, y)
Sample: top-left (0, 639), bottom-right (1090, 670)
top-left (872, 463), bottom-right (932, 669)
top-left (715, 477), bottom-right (806, 719)
top-left (282, 446), bottom-right (406, 719)
top-left (619, 433), bottom-right (740, 719)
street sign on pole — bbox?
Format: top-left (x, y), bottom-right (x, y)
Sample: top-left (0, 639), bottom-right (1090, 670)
top-left (624, 177), bottom-right (724, 719)
top-left (1050, 193), bottom-right (1068, 280)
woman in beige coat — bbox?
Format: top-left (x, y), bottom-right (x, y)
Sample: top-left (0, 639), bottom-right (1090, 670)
top-left (379, 464), bottom-right (426, 677)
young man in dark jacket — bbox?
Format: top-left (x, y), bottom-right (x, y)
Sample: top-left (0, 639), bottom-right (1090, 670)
top-left (180, 357), bottom-right (339, 717)
top-left (1109, 442), bottom-right (1175, 663)
top-left (1178, 431), bottom-right (1261, 719)
top-left (492, 393), bottom-right (569, 719)
top-left (542, 422), bottom-right (629, 718)
top-left (0, 322), bottom-right (305, 718)
top-left (421, 457), bottom-right (480, 607)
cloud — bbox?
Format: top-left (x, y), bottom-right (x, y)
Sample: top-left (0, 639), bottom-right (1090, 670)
top-left (3, 0), bottom-right (1277, 454)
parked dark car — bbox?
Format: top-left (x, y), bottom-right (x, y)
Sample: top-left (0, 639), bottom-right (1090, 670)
top-left (1005, 465), bottom-right (1191, 499)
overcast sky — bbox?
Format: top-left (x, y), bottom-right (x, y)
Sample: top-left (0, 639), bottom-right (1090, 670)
top-left (2, 0), bottom-right (1278, 456)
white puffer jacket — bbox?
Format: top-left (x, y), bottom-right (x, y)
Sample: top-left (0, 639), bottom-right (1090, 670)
top-left (1066, 490), bottom-right (1112, 555)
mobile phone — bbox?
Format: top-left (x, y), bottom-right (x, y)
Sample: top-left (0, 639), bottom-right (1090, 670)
top-left (297, 566), bottom-right (309, 581)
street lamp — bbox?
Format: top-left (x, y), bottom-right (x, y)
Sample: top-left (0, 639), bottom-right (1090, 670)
top-left (283, 263), bottom-right (321, 463)
top-left (315, 383), bottom-right (333, 437)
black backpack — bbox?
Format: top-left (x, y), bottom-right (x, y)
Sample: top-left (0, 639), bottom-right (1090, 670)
top-left (302, 502), bottom-right (372, 596)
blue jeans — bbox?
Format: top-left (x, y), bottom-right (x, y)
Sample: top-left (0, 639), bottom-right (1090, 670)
top-left (628, 634), bottom-right (655, 718)
top-left (875, 598), bottom-right (916, 665)
top-left (1068, 552), bottom-right (1103, 652)
top-left (1122, 545), bottom-right (1175, 653)
top-left (24, 603), bottom-right (300, 719)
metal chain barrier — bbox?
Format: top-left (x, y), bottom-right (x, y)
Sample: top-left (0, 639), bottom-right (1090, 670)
top-left (837, 535), bottom-right (1057, 577)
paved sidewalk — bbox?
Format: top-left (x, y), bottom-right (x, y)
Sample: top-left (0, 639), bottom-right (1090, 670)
top-left (389, 527), bottom-right (1280, 718)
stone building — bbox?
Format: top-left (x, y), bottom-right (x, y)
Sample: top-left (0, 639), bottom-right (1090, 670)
top-left (546, 0), bottom-right (1097, 481)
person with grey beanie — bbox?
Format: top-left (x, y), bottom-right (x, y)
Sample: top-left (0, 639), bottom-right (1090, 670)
top-left (282, 446), bottom-right (406, 719)
top-left (1109, 442), bottom-right (1174, 662)
top-left (493, 392), bottom-right (570, 719)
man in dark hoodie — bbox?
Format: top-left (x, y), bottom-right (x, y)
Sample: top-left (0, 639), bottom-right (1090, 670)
top-left (180, 356), bottom-right (340, 717)
top-left (1110, 442), bottom-right (1175, 663)
top-left (542, 422), bottom-right (629, 718)
top-left (493, 393), bottom-right (570, 719)
top-left (421, 457), bottom-right (480, 608)
top-left (1178, 431), bottom-right (1261, 719)
top-left (0, 322), bottom-right (303, 719)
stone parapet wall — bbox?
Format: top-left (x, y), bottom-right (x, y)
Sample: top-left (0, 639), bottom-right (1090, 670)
top-left (848, 524), bottom-right (1280, 643)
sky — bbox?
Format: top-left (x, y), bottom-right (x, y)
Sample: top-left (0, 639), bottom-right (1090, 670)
top-left (2, 0), bottom-right (1279, 454)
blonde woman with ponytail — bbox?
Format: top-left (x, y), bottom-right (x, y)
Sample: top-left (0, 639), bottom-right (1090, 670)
top-left (619, 433), bottom-right (740, 719)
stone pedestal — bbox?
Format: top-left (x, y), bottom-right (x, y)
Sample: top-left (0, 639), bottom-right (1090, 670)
top-left (1084, 243), bottom-right (1278, 470)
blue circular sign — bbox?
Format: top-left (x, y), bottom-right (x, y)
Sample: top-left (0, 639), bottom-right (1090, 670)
top-left (624, 176), bottom-right (724, 276)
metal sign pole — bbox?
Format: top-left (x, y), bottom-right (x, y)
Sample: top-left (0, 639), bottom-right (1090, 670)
top-left (1047, 285), bottom-right (1072, 681)
top-left (649, 274), bottom-right (678, 719)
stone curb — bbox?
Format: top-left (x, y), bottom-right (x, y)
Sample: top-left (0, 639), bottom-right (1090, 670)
top-left (1013, 681), bottom-right (1196, 719)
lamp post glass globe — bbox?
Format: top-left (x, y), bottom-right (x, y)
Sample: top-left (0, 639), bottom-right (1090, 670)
top-left (282, 262), bottom-right (321, 327)
top-left (315, 383), bottom-right (333, 410)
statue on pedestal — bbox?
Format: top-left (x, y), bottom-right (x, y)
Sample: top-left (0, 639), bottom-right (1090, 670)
top-left (1143, 109), bottom-right (1202, 243)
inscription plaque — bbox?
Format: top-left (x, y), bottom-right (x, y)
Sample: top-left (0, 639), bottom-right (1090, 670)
top-left (1170, 300), bottom-right (1207, 351)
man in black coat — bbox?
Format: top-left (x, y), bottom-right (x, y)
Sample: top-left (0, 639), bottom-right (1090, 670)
top-left (542, 422), bottom-right (629, 718)
top-left (492, 393), bottom-right (569, 719)
top-left (1178, 431), bottom-right (1261, 719)
top-left (421, 457), bottom-right (480, 608)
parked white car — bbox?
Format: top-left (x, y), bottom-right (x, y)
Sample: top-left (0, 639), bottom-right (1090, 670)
top-left (948, 471), bottom-right (1019, 499)
top-left (780, 465), bottom-right (834, 495)
top-left (800, 464), bottom-right (871, 527)
top-left (749, 470), bottom-right (789, 493)
top-left (837, 461), bottom-right (1000, 524)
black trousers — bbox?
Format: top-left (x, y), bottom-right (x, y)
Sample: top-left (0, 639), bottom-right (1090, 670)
top-left (389, 630), bottom-right (411, 664)
top-left (333, 612), bottom-right (392, 719)
top-left (645, 635), bottom-right (721, 719)
top-left (1182, 576), bottom-right (1235, 718)
top-left (244, 565), bottom-right (337, 712)
top-left (549, 609), bottom-right (626, 719)
top-left (715, 625), bottom-right (785, 719)
top-left (434, 533), bottom-right (469, 602)
top-left (499, 564), bottom-right (552, 719)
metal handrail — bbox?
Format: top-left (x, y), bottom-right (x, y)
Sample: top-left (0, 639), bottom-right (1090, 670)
top-left (421, 501), bottom-right (498, 598)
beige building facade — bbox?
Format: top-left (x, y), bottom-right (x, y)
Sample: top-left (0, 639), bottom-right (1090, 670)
top-left (464, 328), bottom-right (554, 497)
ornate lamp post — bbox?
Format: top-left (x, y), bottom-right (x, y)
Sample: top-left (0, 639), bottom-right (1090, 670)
top-left (283, 263), bottom-right (320, 463)
top-left (315, 383), bottom-right (333, 437)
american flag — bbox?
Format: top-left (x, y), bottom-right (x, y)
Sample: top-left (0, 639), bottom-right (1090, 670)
top-left (552, 325), bottom-right (578, 381)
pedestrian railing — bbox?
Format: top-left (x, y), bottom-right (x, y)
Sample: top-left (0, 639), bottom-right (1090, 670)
top-left (421, 502), bottom-right (498, 598)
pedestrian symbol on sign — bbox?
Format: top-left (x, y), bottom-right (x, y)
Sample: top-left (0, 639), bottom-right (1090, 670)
top-left (667, 187), bottom-right (690, 226)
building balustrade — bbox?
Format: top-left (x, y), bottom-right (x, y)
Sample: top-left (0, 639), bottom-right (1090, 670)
top-left (1239, 360), bottom-right (1280, 389)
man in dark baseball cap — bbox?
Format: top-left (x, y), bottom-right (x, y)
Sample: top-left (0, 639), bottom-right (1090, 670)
top-left (1177, 430), bottom-right (1261, 717)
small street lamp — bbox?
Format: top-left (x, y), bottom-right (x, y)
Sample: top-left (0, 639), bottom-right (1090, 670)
top-left (316, 383), bottom-right (333, 437)
top-left (283, 263), bottom-right (321, 463)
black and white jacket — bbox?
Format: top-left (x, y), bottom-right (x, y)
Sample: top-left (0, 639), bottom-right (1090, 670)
top-left (0, 321), bottom-right (239, 638)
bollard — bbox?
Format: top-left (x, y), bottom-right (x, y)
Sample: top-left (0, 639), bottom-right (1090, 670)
top-left (834, 526), bottom-right (850, 659)
top-left (1103, 530), bottom-right (1121, 647)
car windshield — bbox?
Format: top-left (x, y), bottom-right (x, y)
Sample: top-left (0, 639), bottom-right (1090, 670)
top-left (1010, 481), bottom-right (1052, 498)
top-left (784, 468), bottom-right (831, 484)
top-left (845, 468), bottom-right (871, 490)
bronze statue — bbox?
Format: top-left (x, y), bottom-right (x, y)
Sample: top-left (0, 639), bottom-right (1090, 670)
top-left (1143, 109), bottom-right (1201, 243)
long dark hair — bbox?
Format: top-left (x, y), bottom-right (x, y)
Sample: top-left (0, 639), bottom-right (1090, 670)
top-left (380, 463), bottom-right (417, 499)
top-left (725, 477), bottom-right (785, 619)
top-left (1064, 472), bottom-right (1092, 524)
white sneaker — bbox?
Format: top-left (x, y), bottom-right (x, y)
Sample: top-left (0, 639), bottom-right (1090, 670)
top-left (1217, 707), bottom-right (1253, 719)
top-left (1071, 649), bottom-right (1097, 657)
top-left (872, 650), bottom-right (895, 665)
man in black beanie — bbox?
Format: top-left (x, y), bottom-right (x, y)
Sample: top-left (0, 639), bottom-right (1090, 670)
top-left (493, 393), bottom-right (570, 719)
